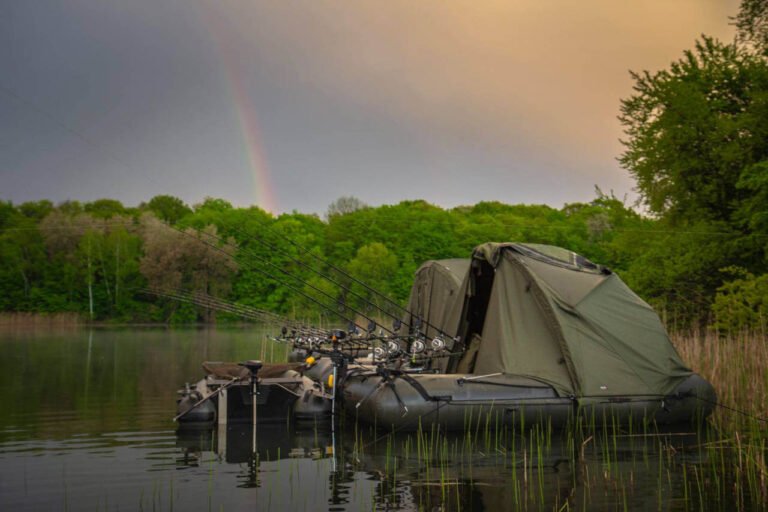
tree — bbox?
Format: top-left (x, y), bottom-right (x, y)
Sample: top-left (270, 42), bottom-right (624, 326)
top-left (194, 197), bottom-right (233, 213)
top-left (18, 200), bottom-right (53, 221)
top-left (712, 268), bottom-right (768, 333)
top-left (619, 36), bottom-right (768, 224)
top-left (618, 223), bottom-right (747, 326)
top-left (84, 199), bottom-right (128, 219)
top-left (39, 211), bottom-right (95, 314)
top-left (616, 6), bottom-right (768, 325)
top-left (139, 214), bottom-right (237, 322)
top-left (326, 196), bottom-right (368, 220)
top-left (39, 210), bottom-right (144, 319)
top-left (346, 242), bottom-right (398, 316)
top-left (143, 195), bottom-right (192, 224)
top-left (0, 207), bottom-right (46, 310)
top-left (734, 0), bottom-right (768, 53)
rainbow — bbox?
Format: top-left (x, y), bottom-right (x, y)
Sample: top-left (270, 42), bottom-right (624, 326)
top-left (198, 6), bottom-right (278, 214)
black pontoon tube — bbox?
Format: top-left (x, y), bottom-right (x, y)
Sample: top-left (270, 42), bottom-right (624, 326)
top-left (173, 377), bottom-right (241, 422)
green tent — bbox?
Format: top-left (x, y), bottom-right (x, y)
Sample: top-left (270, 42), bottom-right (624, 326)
top-left (406, 258), bottom-right (469, 340)
top-left (446, 243), bottom-right (692, 401)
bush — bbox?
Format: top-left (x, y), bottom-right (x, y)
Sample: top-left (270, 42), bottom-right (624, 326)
top-left (712, 268), bottom-right (768, 334)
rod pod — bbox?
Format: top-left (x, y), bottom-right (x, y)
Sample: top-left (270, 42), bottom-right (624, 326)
top-left (239, 360), bottom-right (263, 453)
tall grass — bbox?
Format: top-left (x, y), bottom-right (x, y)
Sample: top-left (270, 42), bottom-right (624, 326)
top-left (671, 330), bottom-right (767, 431)
top-left (0, 312), bottom-right (83, 327)
top-left (672, 330), bottom-right (768, 507)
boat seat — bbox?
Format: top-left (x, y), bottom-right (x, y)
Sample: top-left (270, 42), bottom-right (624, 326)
top-left (202, 361), bottom-right (304, 380)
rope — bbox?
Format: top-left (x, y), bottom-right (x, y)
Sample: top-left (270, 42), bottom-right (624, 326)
top-left (694, 396), bottom-right (768, 424)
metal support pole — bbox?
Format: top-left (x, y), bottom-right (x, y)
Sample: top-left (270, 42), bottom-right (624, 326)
top-left (217, 387), bottom-right (228, 458)
top-left (239, 360), bottom-right (263, 455)
top-left (331, 363), bottom-right (338, 472)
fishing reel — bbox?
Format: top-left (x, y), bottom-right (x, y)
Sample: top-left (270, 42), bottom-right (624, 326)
top-left (404, 336), bottom-right (448, 369)
top-left (430, 337), bottom-right (446, 351)
top-left (274, 325), bottom-right (329, 352)
top-left (406, 335), bottom-right (446, 355)
top-left (297, 335), bottom-right (324, 350)
top-left (371, 339), bottom-right (401, 362)
top-left (369, 333), bottom-right (449, 367)
top-left (410, 339), bottom-right (426, 354)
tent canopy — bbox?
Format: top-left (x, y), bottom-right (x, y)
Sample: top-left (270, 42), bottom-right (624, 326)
top-left (426, 243), bottom-right (691, 399)
top-left (406, 258), bottom-right (469, 339)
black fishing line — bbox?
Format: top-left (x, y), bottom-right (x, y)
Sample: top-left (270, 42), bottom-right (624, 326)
top-left (140, 286), bottom-right (327, 336)
top-left (225, 216), bottom-right (450, 337)
top-left (165, 223), bottom-right (377, 334)
top-left (693, 396), bottom-right (768, 424)
top-left (224, 223), bottom-right (411, 332)
top-left (191, 228), bottom-right (390, 335)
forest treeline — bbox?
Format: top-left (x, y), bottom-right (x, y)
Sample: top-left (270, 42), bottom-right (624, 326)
top-left (3, 1), bottom-right (768, 333)
top-left (0, 191), bottom-right (764, 332)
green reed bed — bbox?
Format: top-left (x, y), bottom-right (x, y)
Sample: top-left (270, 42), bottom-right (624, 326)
top-left (673, 331), bottom-right (768, 508)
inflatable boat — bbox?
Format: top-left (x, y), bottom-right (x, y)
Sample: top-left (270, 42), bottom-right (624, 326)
top-left (342, 243), bottom-right (717, 429)
top-left (343, 371), bottom-right (715, 430)
top-left (175, 361), bottom-right (331, 425)
top-left (176, 242), bottom-right (717, 430)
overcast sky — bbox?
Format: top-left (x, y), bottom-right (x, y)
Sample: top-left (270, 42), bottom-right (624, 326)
top-left (1, 0), bottom-right (739, 215)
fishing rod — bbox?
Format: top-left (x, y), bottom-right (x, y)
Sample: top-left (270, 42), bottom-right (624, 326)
top-left (236, 221), bottom-right (449, 338)
top-left (143, 283), bottom-right (404, 365)
top-left (173, 222), bottom-right (462, 371)
top-left (176, 212), bottom-right (442, 338)
top-left (183, 216), bottom-right (457, 360)
top-left (170, 223), bottom-right (398, 337)
top-left (275, 323), bottom-right (454, 367)
top-left (166, 224), bottom-right (381, 337)
top-left (149, 223), bottom-right (453, 370)
top-left (140, 286), bottom-right (328, 337)
top-left (224, 223), bottom-right (412, 333)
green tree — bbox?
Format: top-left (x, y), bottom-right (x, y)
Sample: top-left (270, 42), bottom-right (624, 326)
top-left (619, 37), bottom-right (768, 224)
top-left (18, 200), bottom-right (53, 221)
top-left (139, 215), bottom-right (237, 323)
top-left (39, 210), bottom-right (144, 319)
top-left (346, 242), bottom-right (398, 318)
top-left (326, 196), bottom-right (369, 220)
top-left (84, 199), bottom-right (128, 219)
top-left (0, 210), bottom-right (47, 310)
top-left (734, 0), bottom-right (768, 53)
top-left (143, 195), bottom-right (192, 224)
top-left (712, 268), bottom-right (768, 333)
top-left (617, 7), bottom-right (768, 325)
top-left (618, 223), bottom-right (747, 326)
top-left (39, 211), bottom-right (94, 314)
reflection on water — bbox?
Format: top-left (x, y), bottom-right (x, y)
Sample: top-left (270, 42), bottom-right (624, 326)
top-left (0, 327), bottom-right (751, 511)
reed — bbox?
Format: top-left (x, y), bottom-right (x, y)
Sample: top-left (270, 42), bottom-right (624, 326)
top-left (671, 330), bottom-right (767, 431)
top-left (0, 311), bottom-right (83, 327)
top-left (672, 333), bottom-right (767, 504)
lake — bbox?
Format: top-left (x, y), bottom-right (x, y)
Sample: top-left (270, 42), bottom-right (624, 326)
top-left (0, 327), bottom-right (752, 511)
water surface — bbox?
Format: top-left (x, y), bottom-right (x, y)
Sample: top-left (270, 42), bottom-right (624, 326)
top-left (0, 327), bottom-right (748, 511)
